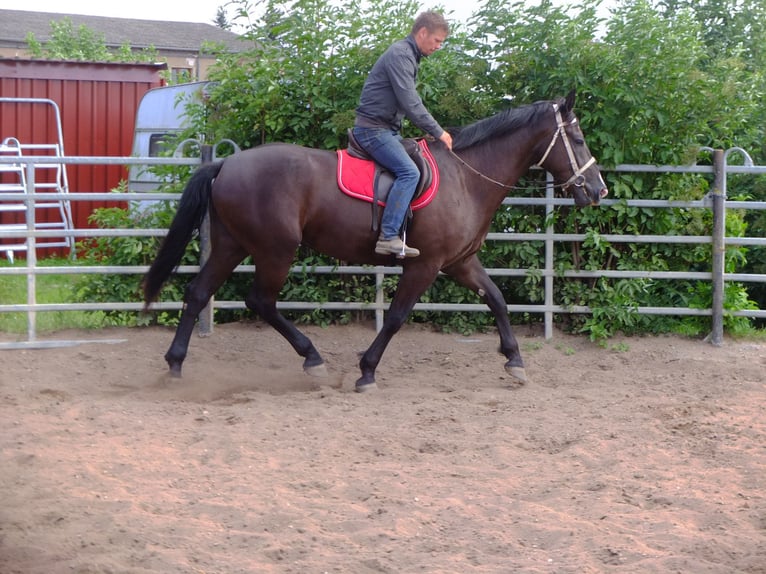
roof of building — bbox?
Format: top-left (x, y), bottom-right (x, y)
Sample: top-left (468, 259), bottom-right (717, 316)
top-left (0, 9), bottom-right (245, 53)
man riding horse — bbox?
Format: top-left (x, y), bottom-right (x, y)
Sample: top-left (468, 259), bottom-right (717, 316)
top-left (352, 11), bottom-right (454, 258)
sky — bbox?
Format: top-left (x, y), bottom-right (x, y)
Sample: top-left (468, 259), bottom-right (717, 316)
top-left (7, 0), bottom-right (617, 27)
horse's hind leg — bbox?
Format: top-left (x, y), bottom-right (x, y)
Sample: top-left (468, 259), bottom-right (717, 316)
top-left (245, 259), bottom-right (327, 377)
top-left (164, 241), bottom-right (247, 377)
top-left (443, 254), bottom-right (528, 386)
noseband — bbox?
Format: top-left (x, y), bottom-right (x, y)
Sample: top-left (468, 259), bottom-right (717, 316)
top-left (532, 103), bottom-right (596, 191)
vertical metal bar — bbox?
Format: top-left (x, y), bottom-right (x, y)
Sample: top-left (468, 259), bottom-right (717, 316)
top-left (25, 163), bottom-right (37, 341)
top-left (710, 149), bottom-right (725, 346)
top-left (198, 144), bottom-right (214, 336)
top-left (375, 270), bottom-right (384, 333)
top-left (544, 172), bottom-right (554, 339)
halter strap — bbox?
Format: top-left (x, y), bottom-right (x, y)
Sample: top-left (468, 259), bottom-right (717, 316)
top-left (533, 103), bottom-right (596, 189)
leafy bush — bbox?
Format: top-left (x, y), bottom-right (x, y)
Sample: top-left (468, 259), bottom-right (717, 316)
top-left (75, 186), bottom-right (194, 326)
top-left (74, 0), bottom-right (765, 338)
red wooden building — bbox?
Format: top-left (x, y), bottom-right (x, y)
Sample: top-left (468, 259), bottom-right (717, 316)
top-left (0, 58), bottom-right (166, 258)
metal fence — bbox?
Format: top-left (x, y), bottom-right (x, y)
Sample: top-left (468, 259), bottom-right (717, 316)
top-left (1, 149), bottom-right (765, 350)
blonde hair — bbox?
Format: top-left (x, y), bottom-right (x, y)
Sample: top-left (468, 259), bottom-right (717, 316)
top-left (411, 11), bottom-right (449, 36)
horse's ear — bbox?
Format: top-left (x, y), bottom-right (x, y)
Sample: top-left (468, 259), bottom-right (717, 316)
top-left (564, 89), bottom-right (576, 112)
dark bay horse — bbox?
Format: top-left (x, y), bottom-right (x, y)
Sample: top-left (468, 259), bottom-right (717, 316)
top-left (143, 90), bottom-right (608, 391)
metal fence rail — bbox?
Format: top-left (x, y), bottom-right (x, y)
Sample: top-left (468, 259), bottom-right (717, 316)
top-left (1, 150), bottom-right (764, 350)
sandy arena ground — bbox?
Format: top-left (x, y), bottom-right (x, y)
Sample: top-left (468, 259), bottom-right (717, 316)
top-left (1, 321), bottom-right (764, 573)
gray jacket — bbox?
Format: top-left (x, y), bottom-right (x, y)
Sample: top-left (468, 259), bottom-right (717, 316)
top-left (355, 35), bottom-right (444, 139)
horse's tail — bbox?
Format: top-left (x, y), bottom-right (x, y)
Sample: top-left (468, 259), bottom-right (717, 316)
top-left (142, 161), bottom-right (224, 307)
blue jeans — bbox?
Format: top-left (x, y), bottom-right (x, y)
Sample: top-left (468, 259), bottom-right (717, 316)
top-left (352, 127), bottom-right (419, 239)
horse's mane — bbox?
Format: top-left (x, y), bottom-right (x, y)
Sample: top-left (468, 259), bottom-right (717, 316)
top-left (451, 100), bottom-right (555, 151)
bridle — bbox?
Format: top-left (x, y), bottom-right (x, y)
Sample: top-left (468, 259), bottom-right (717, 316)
top-left (531, 103), bottom-right (596, 192)
top-left (448, 103), bottom-right (597, 192)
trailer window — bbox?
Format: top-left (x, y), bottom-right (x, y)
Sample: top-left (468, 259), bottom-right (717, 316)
top-left (148, 133), bottom-right (172, 156)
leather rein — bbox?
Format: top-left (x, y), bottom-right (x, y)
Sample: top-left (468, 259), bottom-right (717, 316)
top-left (448, 103), bottom-right (597, 192)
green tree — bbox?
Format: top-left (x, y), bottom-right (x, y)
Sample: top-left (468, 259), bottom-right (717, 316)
top-left (79, 0), bottom-right (764, 334)
top-left (197, 0), bottom-right (489, 149)
top-left (214, 6), bottom-right (231, 29)
top-left (653, 0), bottom-right (766, 320)
top-left (201, 0), bottom-right (419, 149)
top-left (660, 0), bottom-right (766, 324)
top-left (658, 0), bottom-right (766, 72)
top-left (470, 0), bottom-right (760, 336)
top-left (26, 17), bottom-right (159, 63)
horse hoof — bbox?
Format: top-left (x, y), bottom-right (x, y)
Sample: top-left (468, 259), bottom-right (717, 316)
top-left (304, 362), bottom-right (328, 378)
top-left (505, 365), bottom-right (529, 386)
top-left (168, 367), bottom-right (182, 379)
top-left (355, 381), bottom-right (378, 393)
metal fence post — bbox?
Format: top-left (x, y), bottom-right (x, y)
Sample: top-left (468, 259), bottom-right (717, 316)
top-left (198, 144), bottom-right (214, 336)
top-left (24, 163), bottom-right (37, 342)
top-left (375, 269), bottom-right (384, 333)
top-left (544, 172), bottom-right (555, 339)
top-left (710, 149), bottom-right (725, 346)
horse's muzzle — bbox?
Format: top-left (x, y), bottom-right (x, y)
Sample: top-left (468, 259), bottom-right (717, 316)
top-left (572, 184), bottom-right (608, 207)
top-left (592, 186), bottom-right (609, 205)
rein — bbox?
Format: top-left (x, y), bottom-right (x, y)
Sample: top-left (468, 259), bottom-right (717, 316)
top-left (448, 103), bottom-right (595, 192)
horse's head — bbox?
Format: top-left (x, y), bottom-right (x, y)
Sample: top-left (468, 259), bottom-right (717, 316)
top-left (534, 90), bottom-right (608, 207)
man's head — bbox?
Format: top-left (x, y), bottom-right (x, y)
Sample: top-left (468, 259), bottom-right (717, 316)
top-left (411, 11), bottom-right (449, 56)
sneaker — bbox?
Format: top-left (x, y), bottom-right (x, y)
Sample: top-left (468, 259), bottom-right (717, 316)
top-left (375, 236), bottom-right (420, 258)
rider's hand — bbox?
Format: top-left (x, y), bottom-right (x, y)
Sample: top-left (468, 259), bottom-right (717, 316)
top-left (439, 131), bottom-right (453, 151)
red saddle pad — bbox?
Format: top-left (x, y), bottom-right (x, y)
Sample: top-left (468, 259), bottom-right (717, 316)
top-left (336, 139), bottom-right (440, 210)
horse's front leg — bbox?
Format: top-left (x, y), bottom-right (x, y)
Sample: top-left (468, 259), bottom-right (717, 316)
top-left (443, 255), bottom-right (528, 386)
top-left (357, 264), bottom-right (439, 392)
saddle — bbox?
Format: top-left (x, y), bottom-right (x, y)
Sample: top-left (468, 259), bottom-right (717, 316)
top-left (338, 130), bottom-right (439, 232)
